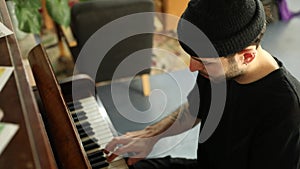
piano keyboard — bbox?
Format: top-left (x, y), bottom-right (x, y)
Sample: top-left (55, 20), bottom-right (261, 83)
top-left (67, 96), bottom-right (129, 169)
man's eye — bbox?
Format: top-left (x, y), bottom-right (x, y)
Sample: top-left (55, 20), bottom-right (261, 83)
top-left (203, 62), bottom-right (212, 66)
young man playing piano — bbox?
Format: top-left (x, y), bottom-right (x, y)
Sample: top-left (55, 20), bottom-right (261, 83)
top-left (105, 0), bottom-right (300, 168)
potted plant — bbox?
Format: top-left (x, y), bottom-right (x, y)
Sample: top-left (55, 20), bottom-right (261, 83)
top-left (11, 0), bottom-right (70, 34)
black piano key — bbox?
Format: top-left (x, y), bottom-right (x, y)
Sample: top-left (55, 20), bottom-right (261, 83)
top-left (73, 114), bottom-right (88, 123)
top-left (72, 111), bottom-right (86, 118)
top-left (82, 138), bottom-right (99, 146)
top-left (87, 150), bottom-right (104, 160)
top-left (77, 126), bottom-right (93, 134)
top-left (78, 126), bottom-right (93, 134)
top-left (91, 161), bottom-right (109, 169)
top-left (89, 155), bottom-right (106, 164)
top-left (69, 104), bottom-right (83, 111)
top-left (84, 142), bottom-right (100, 151)
top-left (76, 121), bottom-right (91, 131)
top-left (79, 130), bottom-right (95, 138)
top-left (66, 101), bottom-right (78, 108)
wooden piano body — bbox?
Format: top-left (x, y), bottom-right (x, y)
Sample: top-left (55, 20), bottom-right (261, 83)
top-left (28, 44), bottom-right (129, 169)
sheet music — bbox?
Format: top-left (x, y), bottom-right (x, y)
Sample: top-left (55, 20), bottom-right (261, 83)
top-left (0, 122), bottom-right (19, 155)
top-left (0, 66), bottom-right (13, 92)
top-left (0, 108), bottom-right (3, 121)
top-left (0, 22), bottom-right (13, 38)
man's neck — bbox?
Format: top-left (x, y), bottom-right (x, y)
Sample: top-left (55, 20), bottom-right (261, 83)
top-left (234, 47), bottom-right (279, 84)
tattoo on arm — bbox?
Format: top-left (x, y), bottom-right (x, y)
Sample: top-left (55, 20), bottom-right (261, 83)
top-left (147, 103), bottom-right (200, 138)
top-left (176, 103), bottom-right (201, 127)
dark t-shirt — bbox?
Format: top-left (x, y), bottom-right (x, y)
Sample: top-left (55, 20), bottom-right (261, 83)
top-left (188, 59), bottom-right (300, 169)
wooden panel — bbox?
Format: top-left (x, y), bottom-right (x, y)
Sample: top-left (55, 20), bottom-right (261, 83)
top-left (28, 44), bottom-right (91, 169)
top-left (0, 0), bottom-right (57, 168)
top-left (164, 0), bottom-right (189, 17)
top-left (159, 0), bottom-right (189, 31)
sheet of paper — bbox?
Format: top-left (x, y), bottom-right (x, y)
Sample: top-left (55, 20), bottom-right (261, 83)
top-left (0, 109), bottom-right (3, 121)
top-left (0, 66), bottom-right (13, 92)
top-left (0, 22), bottom-right (13, 38)
top-left (0, 122), bottom-right (19, 155)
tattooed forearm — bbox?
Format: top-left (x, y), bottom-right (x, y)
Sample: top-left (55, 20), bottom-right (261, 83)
top-left (146, 103), bottom-right (200, 138)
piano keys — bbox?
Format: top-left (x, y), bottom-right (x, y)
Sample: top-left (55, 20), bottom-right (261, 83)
top-left (67, 96), bottom-right (128, 169)
top-left (28, 44), bottom-right (128, 169)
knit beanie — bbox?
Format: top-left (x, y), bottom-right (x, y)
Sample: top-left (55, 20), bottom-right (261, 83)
top-left (177, 0), bottom-right (266, 57)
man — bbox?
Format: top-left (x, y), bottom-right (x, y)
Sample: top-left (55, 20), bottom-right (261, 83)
top-left (105, 0), bottom-right (300, 168)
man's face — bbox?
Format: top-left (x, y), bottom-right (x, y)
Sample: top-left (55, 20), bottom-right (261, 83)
top-left (189, 54), bottom-right (245, 81)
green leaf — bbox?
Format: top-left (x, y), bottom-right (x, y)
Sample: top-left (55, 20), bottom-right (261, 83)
top-left (46, 0), bottom-right (70, 26)
top-left (14, 2), bottom-right (42, 34)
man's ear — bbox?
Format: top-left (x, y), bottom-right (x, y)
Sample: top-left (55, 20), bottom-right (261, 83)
top-left (242, 49), bottom-right (256, 64)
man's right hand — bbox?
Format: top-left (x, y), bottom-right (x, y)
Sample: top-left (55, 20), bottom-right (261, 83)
top-left (105, 103), bottom-right (198, 165)
top-left (105, 127), bottom-right (160, 165)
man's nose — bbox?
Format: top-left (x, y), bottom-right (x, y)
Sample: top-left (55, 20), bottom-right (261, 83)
top-left (189, 58), bottom-right (203, 72)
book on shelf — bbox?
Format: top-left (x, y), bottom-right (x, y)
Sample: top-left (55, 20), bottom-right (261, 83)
top-left (0, 66), bottom-right (13, 92)
top-left (0, 122), bottom-right (19, 156)
top-left (0, 22), bottom-right (13, 38)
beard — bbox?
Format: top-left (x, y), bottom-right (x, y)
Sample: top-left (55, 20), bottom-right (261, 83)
top-left (225, 56), bottom-right (244, 80)
top-left (200, 56), bottom-right (245, 83)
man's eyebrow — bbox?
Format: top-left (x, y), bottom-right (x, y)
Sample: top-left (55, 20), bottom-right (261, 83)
top-left (191, 56), bottom-right (203, 62)
top-left (191, 57), bottom-right (216, 64)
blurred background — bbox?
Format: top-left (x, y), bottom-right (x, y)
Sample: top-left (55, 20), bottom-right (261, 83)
top-left (6, 0), bottom-right (300, 84)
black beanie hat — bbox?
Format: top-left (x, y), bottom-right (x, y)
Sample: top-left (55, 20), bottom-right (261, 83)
top-left (177, 0), bottom-right (266, 57)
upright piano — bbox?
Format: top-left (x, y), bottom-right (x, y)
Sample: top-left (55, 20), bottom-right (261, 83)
top-left (28, 44), bottom-right (129, 169)
top-left (0, 1), bottom-right (128, 168)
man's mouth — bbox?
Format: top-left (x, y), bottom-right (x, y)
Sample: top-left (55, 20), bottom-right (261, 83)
top-left (200, 72), bottom-right (209, 79)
